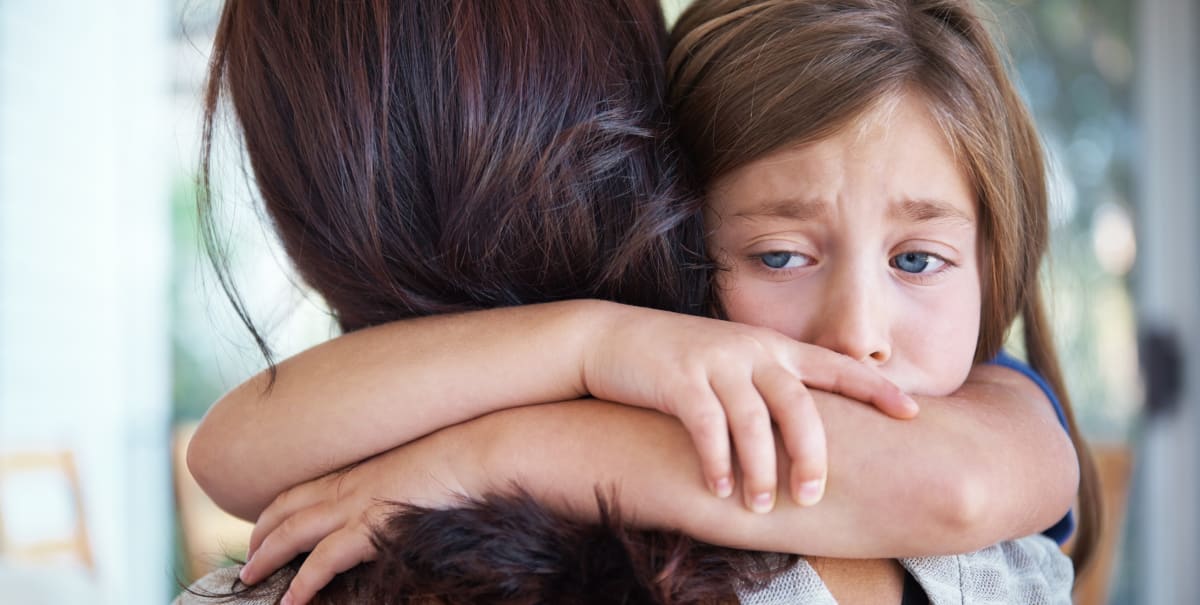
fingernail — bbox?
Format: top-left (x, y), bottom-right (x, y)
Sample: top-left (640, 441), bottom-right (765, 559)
top-left (797, 479), bottom-right (824, 507)
top-left (238, 563), bottom-right (252, 584)
top-left (906, 395), bottom-right (920, 413)
top-left (751, 491), bottom-right (773, 514)
top-left (281, 591), bottom-right (294, 605)
top-left (713, 476), bottom-right (733, 498)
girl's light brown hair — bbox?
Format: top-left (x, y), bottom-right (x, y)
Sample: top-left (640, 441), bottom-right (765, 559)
top-left (668, 0), bottom-right (1100, 575)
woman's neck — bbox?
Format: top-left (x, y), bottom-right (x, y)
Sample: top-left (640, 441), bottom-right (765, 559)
top-left (807, 556), bottom-right (905, 605)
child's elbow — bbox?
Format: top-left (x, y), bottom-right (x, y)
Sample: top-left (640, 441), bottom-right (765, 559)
top-left (928, 473), bottom-right (999, 551)
top-left (932, 447), bottom-right (1079, 553)
top-left (185, 425), bottom-right (259, 522)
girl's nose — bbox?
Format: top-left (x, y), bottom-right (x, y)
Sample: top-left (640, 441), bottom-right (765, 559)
top-left (811, 267), bottom-right (891, 364)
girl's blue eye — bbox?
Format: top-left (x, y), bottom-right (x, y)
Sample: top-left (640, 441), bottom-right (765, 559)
top-left (759, 252), bottom-right (809, 269)
top-left (891, 252), bottom-right (945, 274)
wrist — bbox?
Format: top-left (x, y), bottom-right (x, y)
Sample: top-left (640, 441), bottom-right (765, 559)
top-left (563, 299), bottom-right (626, 397)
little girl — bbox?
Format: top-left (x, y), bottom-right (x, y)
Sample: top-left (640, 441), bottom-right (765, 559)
top-left (184, 0), bottom-right (1095, 603)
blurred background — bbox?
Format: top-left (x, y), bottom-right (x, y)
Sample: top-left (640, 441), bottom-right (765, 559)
top-left (0, 0), bottom-right (1193, 603)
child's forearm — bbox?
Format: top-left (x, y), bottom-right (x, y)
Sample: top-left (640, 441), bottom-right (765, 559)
top-left (188, 300), bottom-right (607, 521)
top-left (476, 367), bottom-right (1076, 556)
top-left (189, 299), bottom-right (911, 522)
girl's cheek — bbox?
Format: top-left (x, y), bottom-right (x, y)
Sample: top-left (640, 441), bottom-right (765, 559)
top-left (726, 280), bottom-right (818, 339)
top-left (717, 281), bottom-right (768, 326)
top-left (718, 269), bottom-right (778, 325)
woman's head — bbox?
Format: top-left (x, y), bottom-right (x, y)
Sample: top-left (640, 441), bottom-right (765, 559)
top-left (201, 0), bottom-right (707, 338)
top-left (670, 0), bottom-right (1098, 571)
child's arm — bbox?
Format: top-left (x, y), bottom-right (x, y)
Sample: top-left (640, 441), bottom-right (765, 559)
top-left (490, 367), bottom-right (1077, 552)
top-left (239, 365), bottom-right (1077, 604)
top-left (188, 299), bottom-right (914, 521)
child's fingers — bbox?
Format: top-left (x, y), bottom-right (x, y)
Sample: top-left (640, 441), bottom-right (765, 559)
top-left (241, 503), bottom-right (342, 586)
top-left (710, 373), bottom-right (778, 514)
top-left (671, 382), bottom-right (734, 498)
top-left (756, 365), bottom-right (827, 506)
top-left (248, 482), bottom-right (321, 559)
top-left (280, 528), bottom-right (376, 605)
top-left (789, 346), bottom-right (918, 418)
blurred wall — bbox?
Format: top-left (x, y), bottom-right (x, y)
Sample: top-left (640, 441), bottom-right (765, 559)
top-left (0, 1), bottom-right (173, 603)
top-left (1131, 0), bottom-right (1200, 603)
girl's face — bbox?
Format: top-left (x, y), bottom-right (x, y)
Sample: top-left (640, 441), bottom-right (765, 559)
top-left (706, 92), bottom-right (981, 396)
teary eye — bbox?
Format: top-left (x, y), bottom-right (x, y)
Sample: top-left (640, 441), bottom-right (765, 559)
top-left (891, 252), bottom-right (945, 274)
top-left (759, 252), bottom-right (811, 269)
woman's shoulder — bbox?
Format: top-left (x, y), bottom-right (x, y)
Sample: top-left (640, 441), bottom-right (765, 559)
top-left (172, 565), bottom-right (291, 605)
top-left (736, 556), bottom-right (838, 605)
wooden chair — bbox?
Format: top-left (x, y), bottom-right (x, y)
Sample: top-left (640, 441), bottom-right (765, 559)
top-left (1073, 444), bottom-right (1134, 605)
top-left (0, 450), bottom-right (94, 571)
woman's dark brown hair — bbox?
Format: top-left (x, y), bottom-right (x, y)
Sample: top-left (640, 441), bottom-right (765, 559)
top-left (318, 491), bottom-right (769, 604)
top-left (197, 0), bottom-right (776, 602)
top-left (200, 0), bottom-right (710, 369)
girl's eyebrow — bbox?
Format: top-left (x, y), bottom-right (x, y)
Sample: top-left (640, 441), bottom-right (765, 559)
top-left (731, 197), bottom-right (973, 226)
top-left (889, 198), bottom-right (974, 226)
top-left (733, 198), bottom-right (828, 221)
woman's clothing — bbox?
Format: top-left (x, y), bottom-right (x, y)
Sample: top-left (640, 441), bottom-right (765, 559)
top-left (735, 534), bottom-right (1072, 604)
top-left (901, 568), bottom-right (931, 605)
top-left (174, 566), bottom-right (285, 605)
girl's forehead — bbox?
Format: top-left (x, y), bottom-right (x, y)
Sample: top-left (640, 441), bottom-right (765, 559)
top-left (706, 92), bottom-right (976, 225)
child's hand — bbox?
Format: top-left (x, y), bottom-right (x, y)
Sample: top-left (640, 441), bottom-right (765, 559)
top-left (236, 432), bottom-right (473, 605)
top-left (584, 306), bottom-right (917, 513)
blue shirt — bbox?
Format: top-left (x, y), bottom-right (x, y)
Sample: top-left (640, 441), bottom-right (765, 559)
top-left (990, 351), bottom-right (1075, 545)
